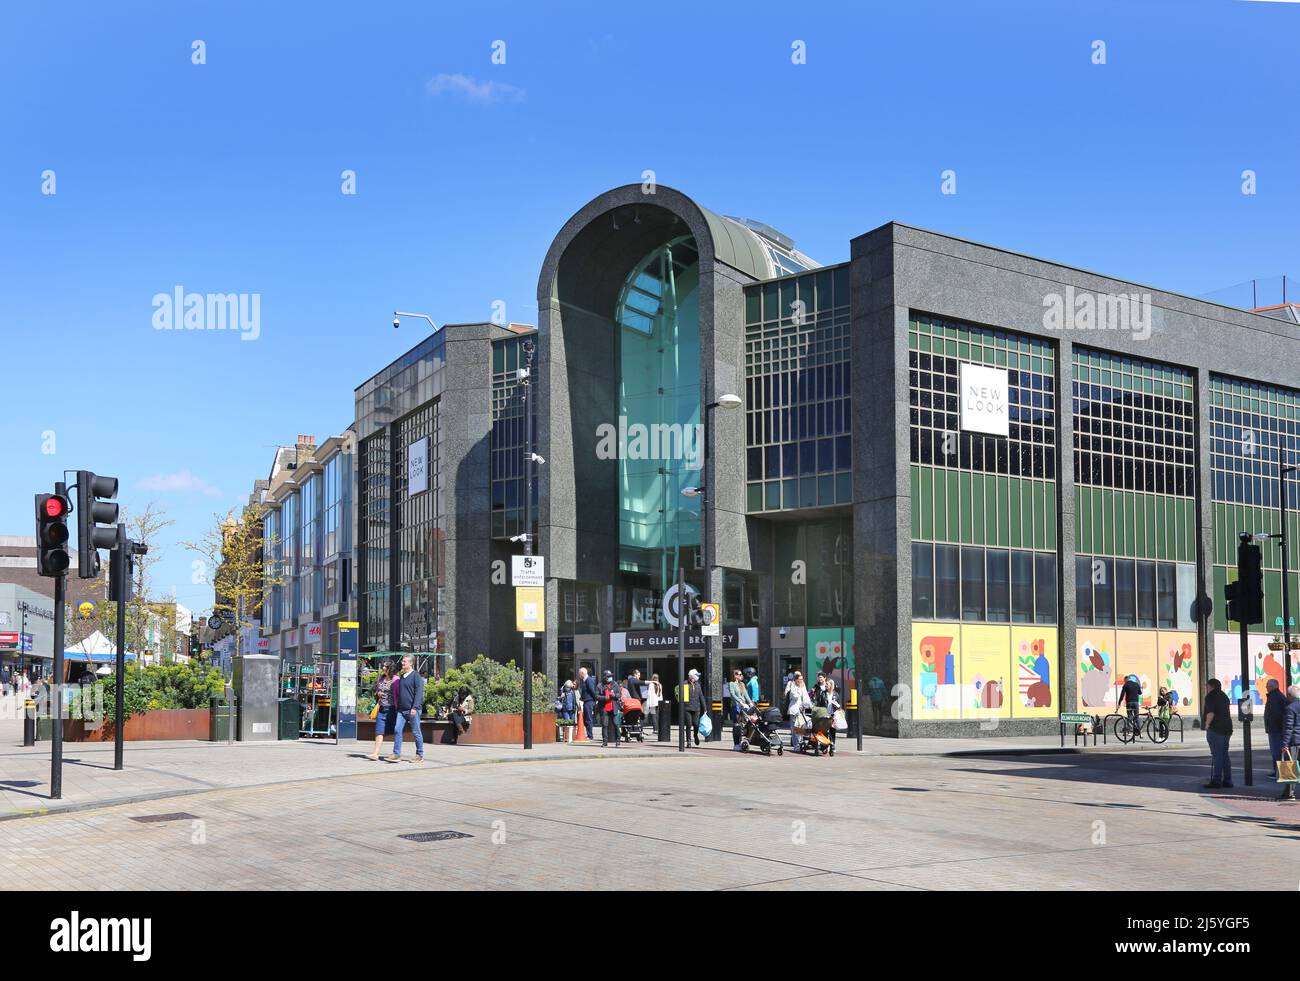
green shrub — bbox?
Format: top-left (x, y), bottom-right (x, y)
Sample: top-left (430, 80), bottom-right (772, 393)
top-left (78, 660), bottom-right (227, 724)
top-left (425, 655), bottom-right (549, 716)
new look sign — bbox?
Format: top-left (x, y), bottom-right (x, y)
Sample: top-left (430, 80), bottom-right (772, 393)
top-left (959, 363), bottom-right (1008, 437)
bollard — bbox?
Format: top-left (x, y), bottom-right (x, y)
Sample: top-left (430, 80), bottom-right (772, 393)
top-left (658, 700), bottom-right (671, 742)
top-left (23, 698), bottom-right (36, 746)
top-left (710, 700), bottom-right (724, 741)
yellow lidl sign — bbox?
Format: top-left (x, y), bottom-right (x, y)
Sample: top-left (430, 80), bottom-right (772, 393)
top-left (516, 587), bottom-right (545, 632)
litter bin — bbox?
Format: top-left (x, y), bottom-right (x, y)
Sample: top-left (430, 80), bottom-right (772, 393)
top-left (277, 697), bottom-right (300, 740)
top-left (209, 697), bottom-right (236, 742)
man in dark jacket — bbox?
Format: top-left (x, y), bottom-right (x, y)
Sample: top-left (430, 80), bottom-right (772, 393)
top-left (387, 655), bottom-right (426, 764)
top-left (579, 667), bottom-right (600, 741)
top-left (599, 670), bottom-right (622, 748)
top-left (675, 669), bottom-right (706, 747)
top-left (1264, 679), bottom-right (1287, 774)
top-left (1202, 678), bottom-right (1233, 789)
top-left (1279, 686), bottom-right (1300, 801)
top-left (1117, 674), bottom-right (1143, 740)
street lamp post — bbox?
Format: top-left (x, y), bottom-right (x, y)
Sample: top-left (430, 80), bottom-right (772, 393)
top-left (683, 393), bottom-right (740, 742)
top-left (1282, 463), bottom-right (1297, 685)
top-left (519, 339), bottom-right (539, 749)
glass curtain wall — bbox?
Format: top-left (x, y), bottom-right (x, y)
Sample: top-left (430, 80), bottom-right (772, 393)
top-left (613, 235), bottom-right (702, 630)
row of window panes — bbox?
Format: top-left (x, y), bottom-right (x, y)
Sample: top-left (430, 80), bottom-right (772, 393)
top-left (911, 542), bottom-right (1057, 624)
top-left (743, 265), bottom-right (851, 326)
top-left (1074, 555), bottom-right (1191, 629)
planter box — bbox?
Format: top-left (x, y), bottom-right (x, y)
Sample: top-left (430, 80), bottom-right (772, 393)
top-left (57, 709), bottom-right (212, 742)
top-left (460, 712), bottom-right (557, 745)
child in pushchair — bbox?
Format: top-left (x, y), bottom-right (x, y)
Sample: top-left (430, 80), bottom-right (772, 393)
top-left (737, 706), bottom-right (785, 756)
top-left (795, 706), bottom-right (835, 756)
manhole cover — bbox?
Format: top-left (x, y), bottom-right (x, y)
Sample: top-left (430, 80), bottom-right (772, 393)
top-left (131, 812), bottom-right (199, 823)
top-left (397, 830), bottom-right (474, 843)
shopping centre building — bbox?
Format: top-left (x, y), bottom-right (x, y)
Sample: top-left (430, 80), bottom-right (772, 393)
top-left (351, 182), bottom-right (1300, 736)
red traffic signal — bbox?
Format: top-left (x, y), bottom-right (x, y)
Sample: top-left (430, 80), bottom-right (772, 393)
top-left (43, 496), bottom-right (67, 518)
top-left (35, 492), bottom-right (72, 577)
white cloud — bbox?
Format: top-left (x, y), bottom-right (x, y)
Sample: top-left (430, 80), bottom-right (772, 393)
top-left (137, 470), bottom-right (223, 497)
top-left (426, 73), bottom-right (525, 105)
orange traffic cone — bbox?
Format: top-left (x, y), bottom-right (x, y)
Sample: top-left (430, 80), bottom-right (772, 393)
top-left (574, 704), bottom-right (588, 742)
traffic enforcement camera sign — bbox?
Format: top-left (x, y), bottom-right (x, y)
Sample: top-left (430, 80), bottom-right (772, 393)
top-left (512, 555), bottom-right (545, 587)
top-left (701, 602), bottom-right (720, 636)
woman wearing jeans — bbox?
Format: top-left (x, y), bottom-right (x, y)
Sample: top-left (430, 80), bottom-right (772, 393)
top-left (365, 662), bottom-right (395, 761)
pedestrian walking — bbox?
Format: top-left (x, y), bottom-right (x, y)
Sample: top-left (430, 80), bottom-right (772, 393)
top-left (387, 655), bottom-right (426, 764)
top-left (867, 675), bottom-right (886, 729)
top-left (744, 667), bottom-right (760, 705)
top-left (1265, 678), bottom-right (1286, 776)
top-left (728, 668), bottom-right (757, 749)
top-left (365, 661), bottom-right (395, 761)
top-left (785, 670), bottom-right (812, 752)
top-left (675, 669), bottom-right (706, 746)
top-left (1202, 677), bottom-right (1233, 789)
top-left (1279, 685), bottom-right (1300, 801)
top-left (814, 675), bottom-right (843, 750)
top-left (556, 679), bottom-right (578, 742)
top-left (579, 666), bottom-right (599, 741)
top-left (599, 670), bottom-right (623, 747)
top-left (643, 673), bottom-right (663, 736)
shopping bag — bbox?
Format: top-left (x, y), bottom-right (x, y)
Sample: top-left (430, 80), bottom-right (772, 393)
top-left (368, 703), bottom-right (378, 720)
top-left (697, 714), bottom-right (713, 739)
top-left (1278, 748), bottom-right (1299, 784)
top-left (832, 709), bottom-right (848, 732)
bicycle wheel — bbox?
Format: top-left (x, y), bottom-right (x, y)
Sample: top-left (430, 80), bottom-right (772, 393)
top-left (1147, 715), bottom-right (1169, 744)
top-left (1112, 715), bottom-right (1136, 744)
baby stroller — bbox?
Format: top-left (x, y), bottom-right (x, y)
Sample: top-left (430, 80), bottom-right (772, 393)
top-left (737, 706), bottom-right (785, 756)
top-left (796, 706), bottom-right (835, 756)
top-left (618, 697), bottom-right (646, 742)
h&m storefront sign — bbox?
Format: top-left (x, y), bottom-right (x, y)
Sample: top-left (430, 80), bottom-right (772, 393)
top-left (959, 362), bottom-right (1008, 437)
top-left (611, 626), bottom-right (759, 653)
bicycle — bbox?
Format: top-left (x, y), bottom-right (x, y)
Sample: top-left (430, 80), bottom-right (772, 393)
top-left (1111, 708), bottom-right (1173, 744)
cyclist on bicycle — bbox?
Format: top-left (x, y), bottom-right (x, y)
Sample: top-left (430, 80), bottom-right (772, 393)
top-left (1117, 674), bottom-right (1143, 737)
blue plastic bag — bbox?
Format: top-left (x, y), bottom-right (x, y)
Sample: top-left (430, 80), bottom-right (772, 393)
top-left (697, 714), bottom-right (713, 739)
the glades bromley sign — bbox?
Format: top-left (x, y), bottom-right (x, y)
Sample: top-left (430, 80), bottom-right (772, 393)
top-left (959, 363), bottom-right (1009, 437)
top-left (408, 436), bottom-right (430, 494)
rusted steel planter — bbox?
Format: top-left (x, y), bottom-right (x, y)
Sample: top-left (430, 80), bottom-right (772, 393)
top-left (459, 712), bottom-right (556, 745)
top-left (62, 708), bottom-right (212, 742)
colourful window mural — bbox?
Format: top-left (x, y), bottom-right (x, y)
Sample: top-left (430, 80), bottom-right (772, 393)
top-left (911, 624), bottom-right (1058, 721)
top-left (1075, 628), bottom-right (1198, 716)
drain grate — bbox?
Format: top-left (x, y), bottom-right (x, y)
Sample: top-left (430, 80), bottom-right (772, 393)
top-left (397, 830), bottom-right (474, 843)
top-left (131, 812), bottom-right (199, 823)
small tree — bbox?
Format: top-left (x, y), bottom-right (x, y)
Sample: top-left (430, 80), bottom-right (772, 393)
top-left (185, 504), bottom-right (282, 659)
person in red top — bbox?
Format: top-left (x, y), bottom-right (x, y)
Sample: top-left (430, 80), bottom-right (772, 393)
top-left (600, 670), bottom-right (622, 748)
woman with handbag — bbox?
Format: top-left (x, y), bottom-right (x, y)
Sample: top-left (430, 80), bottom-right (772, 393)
top-left (365, 662), bottom-right (395, 761)
top-left (1279, 685), bottom-right (1300, 801)
top-left (785, 671), bottom-right (812, 752)
top-left (643, 673), bottom-right (663, 735)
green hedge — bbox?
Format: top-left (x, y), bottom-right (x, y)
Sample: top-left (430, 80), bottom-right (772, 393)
top-left (71, 661), bottom-right (227, 724)
top-left (426, 656), bottom-right (549, 716)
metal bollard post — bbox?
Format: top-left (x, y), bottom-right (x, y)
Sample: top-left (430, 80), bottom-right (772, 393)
top-left (659, 700), bottom-right (671, 742)
top-left (23, 698), bottom-right (36, 746)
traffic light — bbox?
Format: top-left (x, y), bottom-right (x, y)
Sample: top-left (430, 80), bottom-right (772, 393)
top-left (34, 492), bottom-right (72, 577)
top-left (686, 591), bottom-right (705, 628)
top-left (1226, 538), bottom-right (1264, 626)
top-left (75, 471), bottom-right (119, 578)
top-left (109, 529), bottom-right (136, 603)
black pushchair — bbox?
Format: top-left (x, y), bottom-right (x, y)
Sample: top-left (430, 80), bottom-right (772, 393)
top-left (618, 697), bottom-right (646, 742)
top-left (737, 706), bottom-right (785, 756)
top-left (795, 706), bottom-right (835, 756)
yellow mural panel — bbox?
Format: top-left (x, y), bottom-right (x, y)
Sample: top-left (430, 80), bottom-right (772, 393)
top-left (1158, 631), bottom-right (1198, 718)
top-left (1115, 630), bottom-right (1159, 709)
top-left (1076, 628), bottom-right (1116, 712)
top-left (1011, 626), bottom-right (1058, 718)
top-left (911, 623), bottom-right (961, 720)
top-left (959, 624), bottom-right (1011, 720)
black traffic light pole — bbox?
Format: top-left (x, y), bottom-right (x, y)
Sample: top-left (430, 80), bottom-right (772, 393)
top-left (1281, 464), bottom-right (1296, 684)
top-left (112, 523), bottom-right (127, 771)
top-left (678, 563), bottom-right (686, 753)
top-left (50, 481), bottom-right (68, 800)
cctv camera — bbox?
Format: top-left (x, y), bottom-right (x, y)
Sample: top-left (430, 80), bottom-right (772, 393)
top-left (393, 316), bottom-right (401, 329)
top-left (778, 626), bottom-right (788, 639)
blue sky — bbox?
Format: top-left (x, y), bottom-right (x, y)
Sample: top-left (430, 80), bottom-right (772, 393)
top-left (1, 0), bottom-right (1296, 614)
